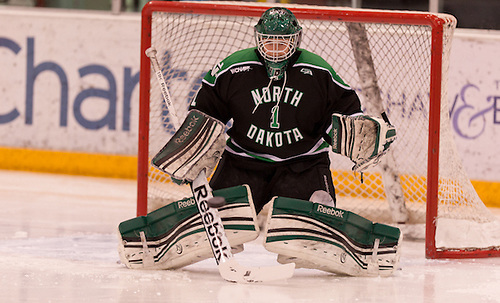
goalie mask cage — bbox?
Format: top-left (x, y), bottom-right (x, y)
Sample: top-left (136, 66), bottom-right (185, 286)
top-left (138, 1), bottom-right (500, 259)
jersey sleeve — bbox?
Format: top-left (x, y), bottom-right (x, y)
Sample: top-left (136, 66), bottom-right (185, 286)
top-left (315, 78), bottom-right (362, 145)
top-left (321, 68), bottom-right (362, 134)
top-left (189, 48), bottom-right (260, 124)
top-left (332, 86), bottom-right (362, 116)
top-left (323, 59), bottom-right (362, 116)
top-left (189, 79), bottom-right (232, 124)
top-left (295, 49), bottom-right (362, 128)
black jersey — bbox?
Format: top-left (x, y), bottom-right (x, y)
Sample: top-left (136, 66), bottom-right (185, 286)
top-left (190, 47), bottom-right (361, 163)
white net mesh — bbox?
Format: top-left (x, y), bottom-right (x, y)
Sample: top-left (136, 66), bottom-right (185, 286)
top-left (141, 3), bottom-right (500, 252)
top-left (146, 13), bottom-right (257, 210)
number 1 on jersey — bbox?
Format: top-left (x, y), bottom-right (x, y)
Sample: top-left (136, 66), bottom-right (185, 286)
top-left (270, 105), bottom-right (280, 129)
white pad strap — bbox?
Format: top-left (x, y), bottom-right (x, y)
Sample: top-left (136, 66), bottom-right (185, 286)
top-left (139, 231), bottom-right (155, 268)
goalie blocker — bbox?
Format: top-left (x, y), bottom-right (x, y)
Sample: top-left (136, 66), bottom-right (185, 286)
top-left (152, 109), bottom-right (226, 183)
top-left (330, 113), bottom-right (396, 172)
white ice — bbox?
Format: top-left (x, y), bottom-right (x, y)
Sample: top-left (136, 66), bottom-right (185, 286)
top-left (1, 169), bottom-right (500, 303)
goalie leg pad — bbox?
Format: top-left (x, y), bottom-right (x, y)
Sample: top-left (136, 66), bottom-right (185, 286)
top-left (263, 197), bottom-right (402, 277)
top-left (152, 109), bottom-right (226, 183)
top-left (118, 185), bottom-right (259, 270)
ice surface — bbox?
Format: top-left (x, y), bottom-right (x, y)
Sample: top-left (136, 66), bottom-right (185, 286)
top-left (1, 170), bottom-right (499, 303)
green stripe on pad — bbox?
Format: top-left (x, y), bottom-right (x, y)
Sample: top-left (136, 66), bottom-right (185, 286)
top-left (271, 197), bottom-right (400, 247)
top-left (119, 185), bottom-right (254, 240)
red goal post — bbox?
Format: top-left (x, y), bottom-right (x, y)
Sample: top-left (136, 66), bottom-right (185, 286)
top-left (138, 1), bottom-right (500, 259)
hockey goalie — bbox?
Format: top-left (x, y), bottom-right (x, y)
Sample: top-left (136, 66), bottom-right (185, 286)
top-left (118, 7), bottom-right (401, 278)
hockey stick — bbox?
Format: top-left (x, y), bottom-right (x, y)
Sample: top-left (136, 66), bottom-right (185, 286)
top-left (145, 47), bottom-right (295, 283)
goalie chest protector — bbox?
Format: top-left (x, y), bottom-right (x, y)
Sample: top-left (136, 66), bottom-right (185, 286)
top-left (190, 47), bottom-right (362, 162)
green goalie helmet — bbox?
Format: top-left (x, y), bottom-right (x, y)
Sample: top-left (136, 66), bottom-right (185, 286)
top-left (255, 7), bottom-right (302, 80)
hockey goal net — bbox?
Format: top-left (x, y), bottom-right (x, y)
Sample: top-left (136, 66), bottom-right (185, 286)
top-left (138, 1), bottom-right (500, 259)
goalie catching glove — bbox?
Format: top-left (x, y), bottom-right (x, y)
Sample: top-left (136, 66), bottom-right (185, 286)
top-left (152, 110), bottom-right (226, 183)
top-left (330, 113), bottom-right (396, 172)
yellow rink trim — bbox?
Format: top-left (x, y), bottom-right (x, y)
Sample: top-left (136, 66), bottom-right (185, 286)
top-left (0, 147), bottom-right (137, 179)
top-left (470, 180), bottom-right (500, 208)
top-left (332, 170), bottom-right (500, 208)
top-left (0, 147), bottom-right (498, 207)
